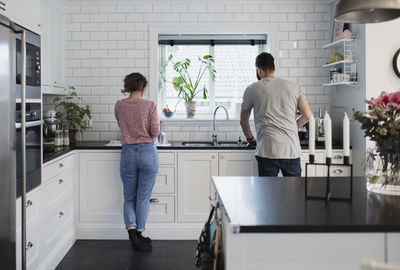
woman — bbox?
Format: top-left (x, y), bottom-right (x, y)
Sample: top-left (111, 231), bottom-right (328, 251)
top-left (114, 73), bottom-right (159, 252)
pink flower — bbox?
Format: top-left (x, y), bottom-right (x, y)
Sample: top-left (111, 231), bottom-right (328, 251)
top-left (388, 90), bottom-right (400, 105)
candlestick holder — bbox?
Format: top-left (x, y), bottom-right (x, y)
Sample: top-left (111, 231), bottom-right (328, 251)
top-left (305, 156), bottom-right (353, 202)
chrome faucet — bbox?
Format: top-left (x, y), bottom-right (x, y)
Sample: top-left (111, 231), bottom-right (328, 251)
top-left (212, 105), bottom-right (229, 146)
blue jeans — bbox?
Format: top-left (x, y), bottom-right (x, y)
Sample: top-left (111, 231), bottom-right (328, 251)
top-left (256, 156), bottom-right (301, 177)
top-left (120, 143), bottom-right (158, 232)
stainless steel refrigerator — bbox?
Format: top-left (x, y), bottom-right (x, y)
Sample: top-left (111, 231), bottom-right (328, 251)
top-left (0, 15), bottom-right (17, 270)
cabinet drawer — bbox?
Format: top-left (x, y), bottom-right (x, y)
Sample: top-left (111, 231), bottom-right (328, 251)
top-left (158, 152), bottom-right (175, 165)
top-left (331, 152), bottom-right (350, 164)
top-left (153, 167), bottom-right (175, 194)
top-left (16, 187), bottom-right (42, 239)
top-left (16, 228), bottom-right (43, 270)
top-left (43, 154), bottom-right (74, 182)
top-left (147, 196), bottom-right (175, 223)
top-left (41, 170), bottom-right (73, 218)
top-left (41, 198), bottom-right (74, 257)
top-left (329, 166), bottom-right (351, 177)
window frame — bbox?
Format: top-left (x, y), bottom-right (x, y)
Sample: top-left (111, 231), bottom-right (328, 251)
top-left (148, 23), bottom-right (279, 118)
top-left (159, 41), bottom-right (267, 116)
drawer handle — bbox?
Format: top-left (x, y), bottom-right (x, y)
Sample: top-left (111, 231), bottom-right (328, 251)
top-left (59, 179), bottom-right (64, 184)
top-left (219, 156), bottom-right (224, 159)
top-left (58, 211), bottom-right (64, 218)
top-left (150, 198), bottom-right (159, 203)
top-left (333, 169), bottom-right (343, 174)
top-left (211, 155), bottom-right (216, 159)
top-left (333, 155), bottom-right (343, 159)
top-left (58, 162), bottom-right (64, 168)
top-left (26, 242), bottom-right (33, 250)
top-left (26, 200), bottom-right (33, 207)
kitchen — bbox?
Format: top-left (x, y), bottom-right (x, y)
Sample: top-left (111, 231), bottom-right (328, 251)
top-left (1, 0), bottom-right (400, 269)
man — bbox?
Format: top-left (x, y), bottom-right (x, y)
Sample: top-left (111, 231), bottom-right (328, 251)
top-left (240, 52), bottom-right (312, 177)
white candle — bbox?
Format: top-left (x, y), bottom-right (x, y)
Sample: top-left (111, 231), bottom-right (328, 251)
top-left (309, 114), bottom-right (315, 155)
top-left (343, 112), bottom-right (350, 157)
top-left (324, 112), bottom-right (332, 159)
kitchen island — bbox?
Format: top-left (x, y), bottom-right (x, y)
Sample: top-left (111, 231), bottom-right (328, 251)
top-left (212, 176), bottom-right (400, 270)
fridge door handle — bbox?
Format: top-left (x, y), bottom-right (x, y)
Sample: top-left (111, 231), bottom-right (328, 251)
top-left (15, 120), bottom-right (43, 129)
top-left (20, 30), bottom-right (27, 270)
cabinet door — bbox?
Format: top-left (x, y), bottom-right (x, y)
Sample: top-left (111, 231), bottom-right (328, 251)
top-left (218, 152), bottom-right (257, 176)
top-left (178, 152), bottom-right (218, 222)
top-left (52, 2), bottom-right (65, 87)
top-left (8, 0), bottom-right (41, 33)
top-left (79, 152), bottom-right (123, 223)
top-left (41, 0), bottom-right (65, 91)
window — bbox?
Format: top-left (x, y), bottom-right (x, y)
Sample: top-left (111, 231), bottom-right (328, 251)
top-left (159, 34), bottom-right (268, 117)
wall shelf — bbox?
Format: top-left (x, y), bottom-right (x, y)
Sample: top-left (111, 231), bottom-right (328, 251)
top-left (322, 36), bottom-right (358, 87)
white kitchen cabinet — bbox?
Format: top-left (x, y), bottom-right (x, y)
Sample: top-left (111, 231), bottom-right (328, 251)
top-left (79, 152), bottom-right (123, 223)
top-left (177, 152), bottom-right (218, 222)
top-left (41, 0), bottom-right (65, 94)
top-left (78, 151), bottom-right (177, 225)
top-left (218, 152), bottom-right (258, 176)
top-left (7, 0), bottom-right (41, 33)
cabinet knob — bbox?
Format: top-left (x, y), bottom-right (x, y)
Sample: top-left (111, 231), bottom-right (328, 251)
top-left (150, 198), bottom-right (159, 203)
top-left (26, 241), bottom-right (33, 250)
top-left (333, 169), bottom-right (343, 174)
top-left (333, 155), bottom-right (343, 159)
top-left (26, 200), bottom-right (33, 207)
top-left (59, 179), bottom-right (64, 184)
top-left (58, 211), bottom-right (64, 218)
top-left (58, 162), bottom-right (64, 168)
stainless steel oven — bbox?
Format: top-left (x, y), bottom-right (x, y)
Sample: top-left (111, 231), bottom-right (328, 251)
top-left (15, 103), bottom-right (42, 197)
top-left (15, 24), bottom-right (41, 100)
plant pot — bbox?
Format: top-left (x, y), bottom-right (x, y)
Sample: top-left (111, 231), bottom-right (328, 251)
top-left (366, 146), bottom-right (400, 196)
top-left (69, 130), bottom-right (77, 146)
top-left (185, 101), bottom-right (196, 118)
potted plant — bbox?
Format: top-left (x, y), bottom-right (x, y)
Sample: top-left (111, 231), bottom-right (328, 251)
top-left (353, 90), bottom-right (400, 195)
top-left (160, 54), bottom-right (216, 118)
top-left (54, 86), bottom-right (92, 145)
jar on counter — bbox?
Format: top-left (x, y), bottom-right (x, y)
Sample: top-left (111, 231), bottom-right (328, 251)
top-left (63, 130), bottom-right (70, 146)
top-left (330, 68), bottom-right (341, 83)
top-left (55, 130), bottom-right (63, 147)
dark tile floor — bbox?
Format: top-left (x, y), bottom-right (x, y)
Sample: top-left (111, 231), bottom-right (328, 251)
top-left (56, 240), bottom-right (198, 270)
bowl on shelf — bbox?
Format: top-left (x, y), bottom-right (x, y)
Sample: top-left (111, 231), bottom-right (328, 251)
top-left (163, 111), bottom-right (174, 118)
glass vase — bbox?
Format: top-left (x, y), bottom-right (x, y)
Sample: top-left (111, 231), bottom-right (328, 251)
top-left (366, 145), bottom-right (400, 196)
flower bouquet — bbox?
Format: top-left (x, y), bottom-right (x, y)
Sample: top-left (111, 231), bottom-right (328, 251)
top-left (353, 90), bottom-right (400, 195)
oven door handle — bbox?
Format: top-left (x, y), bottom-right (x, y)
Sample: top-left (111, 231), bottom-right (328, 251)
top-left (15, 120), bottom-right (43, 129)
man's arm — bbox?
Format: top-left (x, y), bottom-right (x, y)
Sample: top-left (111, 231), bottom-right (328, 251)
top-left (240, 108), bottom-right (255, 142)
top-left (297, 99), bottom-right (312, 128)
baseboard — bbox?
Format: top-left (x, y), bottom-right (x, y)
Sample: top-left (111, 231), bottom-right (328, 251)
top-left (76, 224), bottom-right (203, 240)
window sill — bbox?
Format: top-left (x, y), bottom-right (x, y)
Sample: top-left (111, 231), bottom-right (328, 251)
top-left (160, 116), bottom-right (241, 122)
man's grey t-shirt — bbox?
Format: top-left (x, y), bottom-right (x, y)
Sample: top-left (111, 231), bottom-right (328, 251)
top-left (242, 77), bottom-right (305, 159)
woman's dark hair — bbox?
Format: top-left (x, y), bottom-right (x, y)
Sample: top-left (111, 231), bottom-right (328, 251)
top-left (255, 52), bottom-right (275, 72)
top-left (121, 73), bottom-right (148, 94)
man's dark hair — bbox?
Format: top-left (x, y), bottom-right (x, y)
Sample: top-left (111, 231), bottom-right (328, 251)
top-left (121, 73), bottom-right (148, 94)
top-left (255, 52), bottom-right (275, 72)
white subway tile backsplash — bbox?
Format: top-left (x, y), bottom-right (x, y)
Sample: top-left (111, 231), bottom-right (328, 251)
top-left (65, 0), bottom-right (333, 141)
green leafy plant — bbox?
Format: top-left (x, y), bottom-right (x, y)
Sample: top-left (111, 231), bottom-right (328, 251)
top-left (160, 54), bottom-right (216, 104)
top-left (54, 87), bottom-right (92, 132)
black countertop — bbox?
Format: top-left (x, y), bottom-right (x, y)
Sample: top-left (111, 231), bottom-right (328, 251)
top-left (43, 140), bottom-right (345, 163)
top-left (212, 176), bottom-right (400, 233)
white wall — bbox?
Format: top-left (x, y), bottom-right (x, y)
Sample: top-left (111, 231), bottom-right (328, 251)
top-left (331, 17), bottom-right (400, 176)
top-left (365, 18), bottom-right (400, 99)
top-left (54, 0), bottom-right (334, 141)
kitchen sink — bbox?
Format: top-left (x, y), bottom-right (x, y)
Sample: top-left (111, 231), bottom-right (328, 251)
top-left (181, 142), bottom-right (214, 147)
top-left (181, 141), bottom-right (250, 147)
